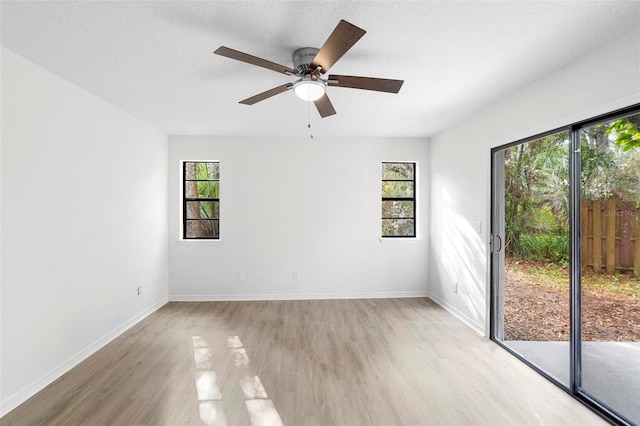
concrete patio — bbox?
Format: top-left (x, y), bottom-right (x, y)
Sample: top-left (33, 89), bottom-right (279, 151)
top-left (506, 340), bottom-right (640, 422)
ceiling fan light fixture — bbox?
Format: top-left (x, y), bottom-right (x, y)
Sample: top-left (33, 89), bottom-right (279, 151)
top-left (293, 78), bottom-right (326, 102)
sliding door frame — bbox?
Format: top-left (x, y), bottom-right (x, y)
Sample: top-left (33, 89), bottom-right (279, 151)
top-left (490, 103), bottom-right (640, 426)
top-left (569, 122), bottom-right (582, 396)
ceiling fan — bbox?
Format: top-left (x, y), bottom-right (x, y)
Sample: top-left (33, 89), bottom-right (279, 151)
top-left (213, 20), bottom-right (404, 118)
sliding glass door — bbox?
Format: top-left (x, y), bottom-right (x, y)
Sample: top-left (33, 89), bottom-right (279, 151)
top-left (579, 112), bottom-right (640, 422)
top-left (491, 105), bottom-right (640, 425)
top-left (492, 130), bottom-right (571, 387)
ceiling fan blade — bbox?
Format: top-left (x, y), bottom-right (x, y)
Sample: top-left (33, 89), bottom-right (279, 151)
top-left (310, 20), bottom-right (366, 73)
top-left (313, 93), bottom-right (337, 118)
top-left (327, 74), bottom-right (404, 93)
top-left (239, 83), bottom-right (293, 105)
top-left (214, 46), bottom-right (295, 75)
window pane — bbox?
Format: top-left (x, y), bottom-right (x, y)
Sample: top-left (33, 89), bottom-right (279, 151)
top-left (186, 220), bottom-right (219, 238)
top-left (185, 162), bottom-right (219, 180)
top-left (382, 200), bottom-right (414, 218)
top-left (186, 201), bottom-right (219, 219)
top-left (382, 219), bottom-right (415, 237)
top-left (382, 163), bottom-right (414, 180)
top-left (579, 112), bottom-right (640, 422)
top-left (494, 131), bottom-right (571, 387)
top-left (185, 181), bottom-right (220, 198)
top-left (382, 181), bottom-right (414, 198)
top-left (203, 162), bottom-right (220, 180)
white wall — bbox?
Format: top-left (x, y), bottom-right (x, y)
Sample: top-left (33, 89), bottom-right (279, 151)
top-left (428, 28), bottom-right (640, 334)
top-left (0, 48), bottom-right (169, 415)
top-left (169, 136), bottom-right (429, 300)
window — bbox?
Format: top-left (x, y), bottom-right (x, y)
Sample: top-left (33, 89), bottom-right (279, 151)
top-left (381, 162), bottom-right (416, 237)
top-left (183, 161), bottom-right (220, 239)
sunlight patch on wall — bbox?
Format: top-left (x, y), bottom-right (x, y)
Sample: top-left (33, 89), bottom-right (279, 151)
top-left (439, 186), bottom-right (487, 325)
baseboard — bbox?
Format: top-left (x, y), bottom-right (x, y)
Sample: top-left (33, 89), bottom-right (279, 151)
top-left (0, 298), bottom-right (168, 418)
top-left (169, 291), bottom-right (430, 302)
top-left (428, 292), bottom-right (486, 336)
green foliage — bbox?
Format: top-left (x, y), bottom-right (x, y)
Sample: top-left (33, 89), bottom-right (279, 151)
top-left (606, 118), bottom-right (640, 151)
top-left (184, 162), bottom-right (220, 238)
top-left (582, 119), bottom-right (640, 202)
top-left (585, 273), bottom-right (640, 298)
top-left (504, 113), bottom-right (640, 264)
top-left (382, 162), bottom-right (414, 180)
top-left (508, 260), bottom-right (639, 298)
top-left (504, 132), bottom-right (570, 258)
top-left (532, 205), bottom-right (565, 234)
top-left (381, 200), bottom-right (413, 218)
top-left (381, 218), bottom-right (414, 236)
top-left (381, 181), bottom-right (414, 198)
top-left (580, 138), bottom-right (616, 200)
top-left (516, 234), bottom-right (569, 264)
top-left (381, 162), bottom-right (415, 236)
top-left (194, 162), bottom-right (220, 199)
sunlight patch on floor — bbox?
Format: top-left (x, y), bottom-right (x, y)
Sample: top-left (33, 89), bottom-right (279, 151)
top-left (192, 336), bottom-right (227, 426)
top-left (191, 335), bottom-right (283, 426)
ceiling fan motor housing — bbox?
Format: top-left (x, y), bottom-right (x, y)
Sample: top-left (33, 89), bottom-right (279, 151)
top-left (292, 47), bottom-right (320, 75)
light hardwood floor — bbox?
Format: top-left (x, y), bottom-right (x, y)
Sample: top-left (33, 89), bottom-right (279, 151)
top-left (2, 298), bottom-right (606, 425)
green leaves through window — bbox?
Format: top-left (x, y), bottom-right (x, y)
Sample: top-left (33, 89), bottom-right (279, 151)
top-left (183, 161), bottom-right (220, 239)
top-left (382, 162), bottom-right (416, 237)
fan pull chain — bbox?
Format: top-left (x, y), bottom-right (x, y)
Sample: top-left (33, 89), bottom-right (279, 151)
top-left (308, 102), bottom-right (314, 139)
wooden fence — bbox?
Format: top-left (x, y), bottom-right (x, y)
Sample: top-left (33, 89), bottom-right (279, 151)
top-left (581, 199), bottom-right (640, 276)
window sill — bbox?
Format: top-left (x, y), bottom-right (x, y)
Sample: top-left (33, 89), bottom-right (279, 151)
top-left (379, 237), bottom-right (421, 244)
top-left (177, 239), bottom-right (222, 246)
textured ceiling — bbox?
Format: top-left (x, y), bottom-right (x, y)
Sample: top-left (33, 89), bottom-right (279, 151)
top-left (2, 1), bottom-right (639, 138)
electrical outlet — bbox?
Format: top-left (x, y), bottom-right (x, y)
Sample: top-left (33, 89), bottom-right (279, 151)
top-left (453, 282), bottom-right (458, 293)
top-left (293, 272), bottom-right (299, 280)
top-left (137, 286), bottom-right (142, 295)
top-left (238, 272), bottom-right (246, 281)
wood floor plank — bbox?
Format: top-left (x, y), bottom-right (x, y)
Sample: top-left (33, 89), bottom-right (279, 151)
top-left (1, 298), bottom-right (605, 425)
